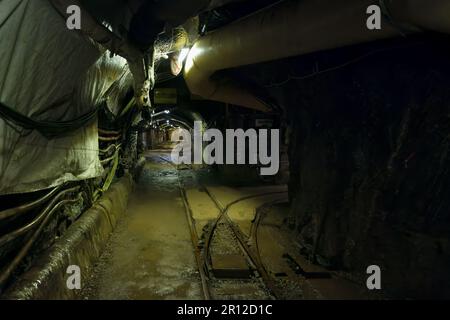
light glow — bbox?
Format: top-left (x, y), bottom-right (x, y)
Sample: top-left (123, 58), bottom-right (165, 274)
top-left (178, 48), bottom-right (190, 66)
top-left (184, 46), bottom-right (203, 74)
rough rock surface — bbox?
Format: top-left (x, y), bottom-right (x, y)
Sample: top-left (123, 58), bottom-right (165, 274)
top-left (243, 36), bottom-right (450, 298)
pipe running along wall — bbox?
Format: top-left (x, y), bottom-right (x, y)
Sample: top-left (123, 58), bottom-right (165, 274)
top-left (183, 0), bottom-right (450, 111)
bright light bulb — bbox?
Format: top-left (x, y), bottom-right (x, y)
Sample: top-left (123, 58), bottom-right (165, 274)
top-left (178, 48), bottom-right (190, 65)
top-left (184, 46), bottom-right (202, 74)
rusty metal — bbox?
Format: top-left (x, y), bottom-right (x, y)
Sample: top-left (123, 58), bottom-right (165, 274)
top-left (204, 189), bottom-right (285, 297)
top-left (178, 184), bottom-right (212, 300)
top-left (202, 186), bottom-right (288, 299)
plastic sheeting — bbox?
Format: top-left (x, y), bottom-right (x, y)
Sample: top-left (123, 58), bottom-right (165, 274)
top-left (82, 52), bottom-right (131, 117)
top-left (105, 62), bottom-right (133, 117)
top-left (0, 0), bottom-right (127, 195)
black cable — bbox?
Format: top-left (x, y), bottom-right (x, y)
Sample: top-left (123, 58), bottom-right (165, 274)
top-left (0, 101), bottom-right (99, 139)
top-left (264, 42), bottom-right (423, 88)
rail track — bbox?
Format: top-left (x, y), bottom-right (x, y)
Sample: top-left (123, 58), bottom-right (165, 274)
top-left (201, 186), bottom-right (288, 299)
top-left (169, 158), bottom-right (288, 300)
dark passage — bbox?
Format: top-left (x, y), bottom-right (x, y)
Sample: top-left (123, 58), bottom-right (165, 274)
top-left (0, 0), bottom-right (449, 301)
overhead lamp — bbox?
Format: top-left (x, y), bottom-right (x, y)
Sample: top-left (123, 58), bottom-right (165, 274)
top-left (178, 48), bottom-right (190, 65)
top-left (171, 48), bottom-right (192, 76)
top-left (151, 110), bottom-right (171, 118)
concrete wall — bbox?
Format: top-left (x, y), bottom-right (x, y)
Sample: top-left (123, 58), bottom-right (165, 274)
top-left (4, 174), bottom-right (133, 300)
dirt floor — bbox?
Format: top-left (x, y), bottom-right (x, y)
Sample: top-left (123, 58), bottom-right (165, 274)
top-left (81, 151), bottom-right (202, 300)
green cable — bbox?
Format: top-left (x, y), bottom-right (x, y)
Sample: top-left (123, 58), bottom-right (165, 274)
top-left (118, 97), bottom-right (136, 119)
top-left (93, 147), bottom-right (120, 201)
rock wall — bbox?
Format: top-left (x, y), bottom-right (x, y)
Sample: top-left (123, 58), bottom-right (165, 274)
top-left (244, 36), bottom-right (450, 298)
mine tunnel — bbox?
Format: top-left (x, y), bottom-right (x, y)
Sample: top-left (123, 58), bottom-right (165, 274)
top-left (0, 0), bottom-right (449, 301)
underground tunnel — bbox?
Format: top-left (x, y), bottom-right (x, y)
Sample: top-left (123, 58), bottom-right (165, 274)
top-left (0, 0), bottom-right (449, 303)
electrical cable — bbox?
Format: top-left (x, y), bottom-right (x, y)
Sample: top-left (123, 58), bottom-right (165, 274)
top-left (0, 186), bottom-right (80, 248)
top-left (0, 185), bottom-right (64, 222)
top-left (264, 42), bottom-right (422, 88)
top-left (0, 101), bottom-right (99, 139)
top-left (0, 193), bottom-right (82, 292)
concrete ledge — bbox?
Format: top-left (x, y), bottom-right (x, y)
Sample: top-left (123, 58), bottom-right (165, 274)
top-left (4, 174), bottom-right (133, 300)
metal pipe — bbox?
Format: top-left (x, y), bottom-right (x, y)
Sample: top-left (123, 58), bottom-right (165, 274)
top-left (184, 0), bottom-right (450, 111)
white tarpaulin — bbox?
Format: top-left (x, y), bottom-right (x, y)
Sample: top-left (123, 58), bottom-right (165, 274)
top-left (0, 0), bottom-right (123, 195)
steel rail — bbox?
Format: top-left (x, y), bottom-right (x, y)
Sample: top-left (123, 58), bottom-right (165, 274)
top-left (159, 154), bottom-right (211, 300)
top-left (178, 184), bottom-right (212, 300)
top-left (159, 154), bottom-right (287, 299)
top-left (201, 186), bottom-right (288, 299)
top-left (251, 199), bottom-right (289, 281)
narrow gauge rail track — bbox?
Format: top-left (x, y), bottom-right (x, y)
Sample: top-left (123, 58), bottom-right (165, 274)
top-left (159, 155), bottom-right (288, 300)
top-left (156, 153), bottom-right (289, 299)
top-left (200, 186), bottom-right (288, 300)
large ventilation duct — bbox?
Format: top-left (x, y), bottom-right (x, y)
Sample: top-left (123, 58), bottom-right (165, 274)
top-left (184, 0), bottom-right (450, 111)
